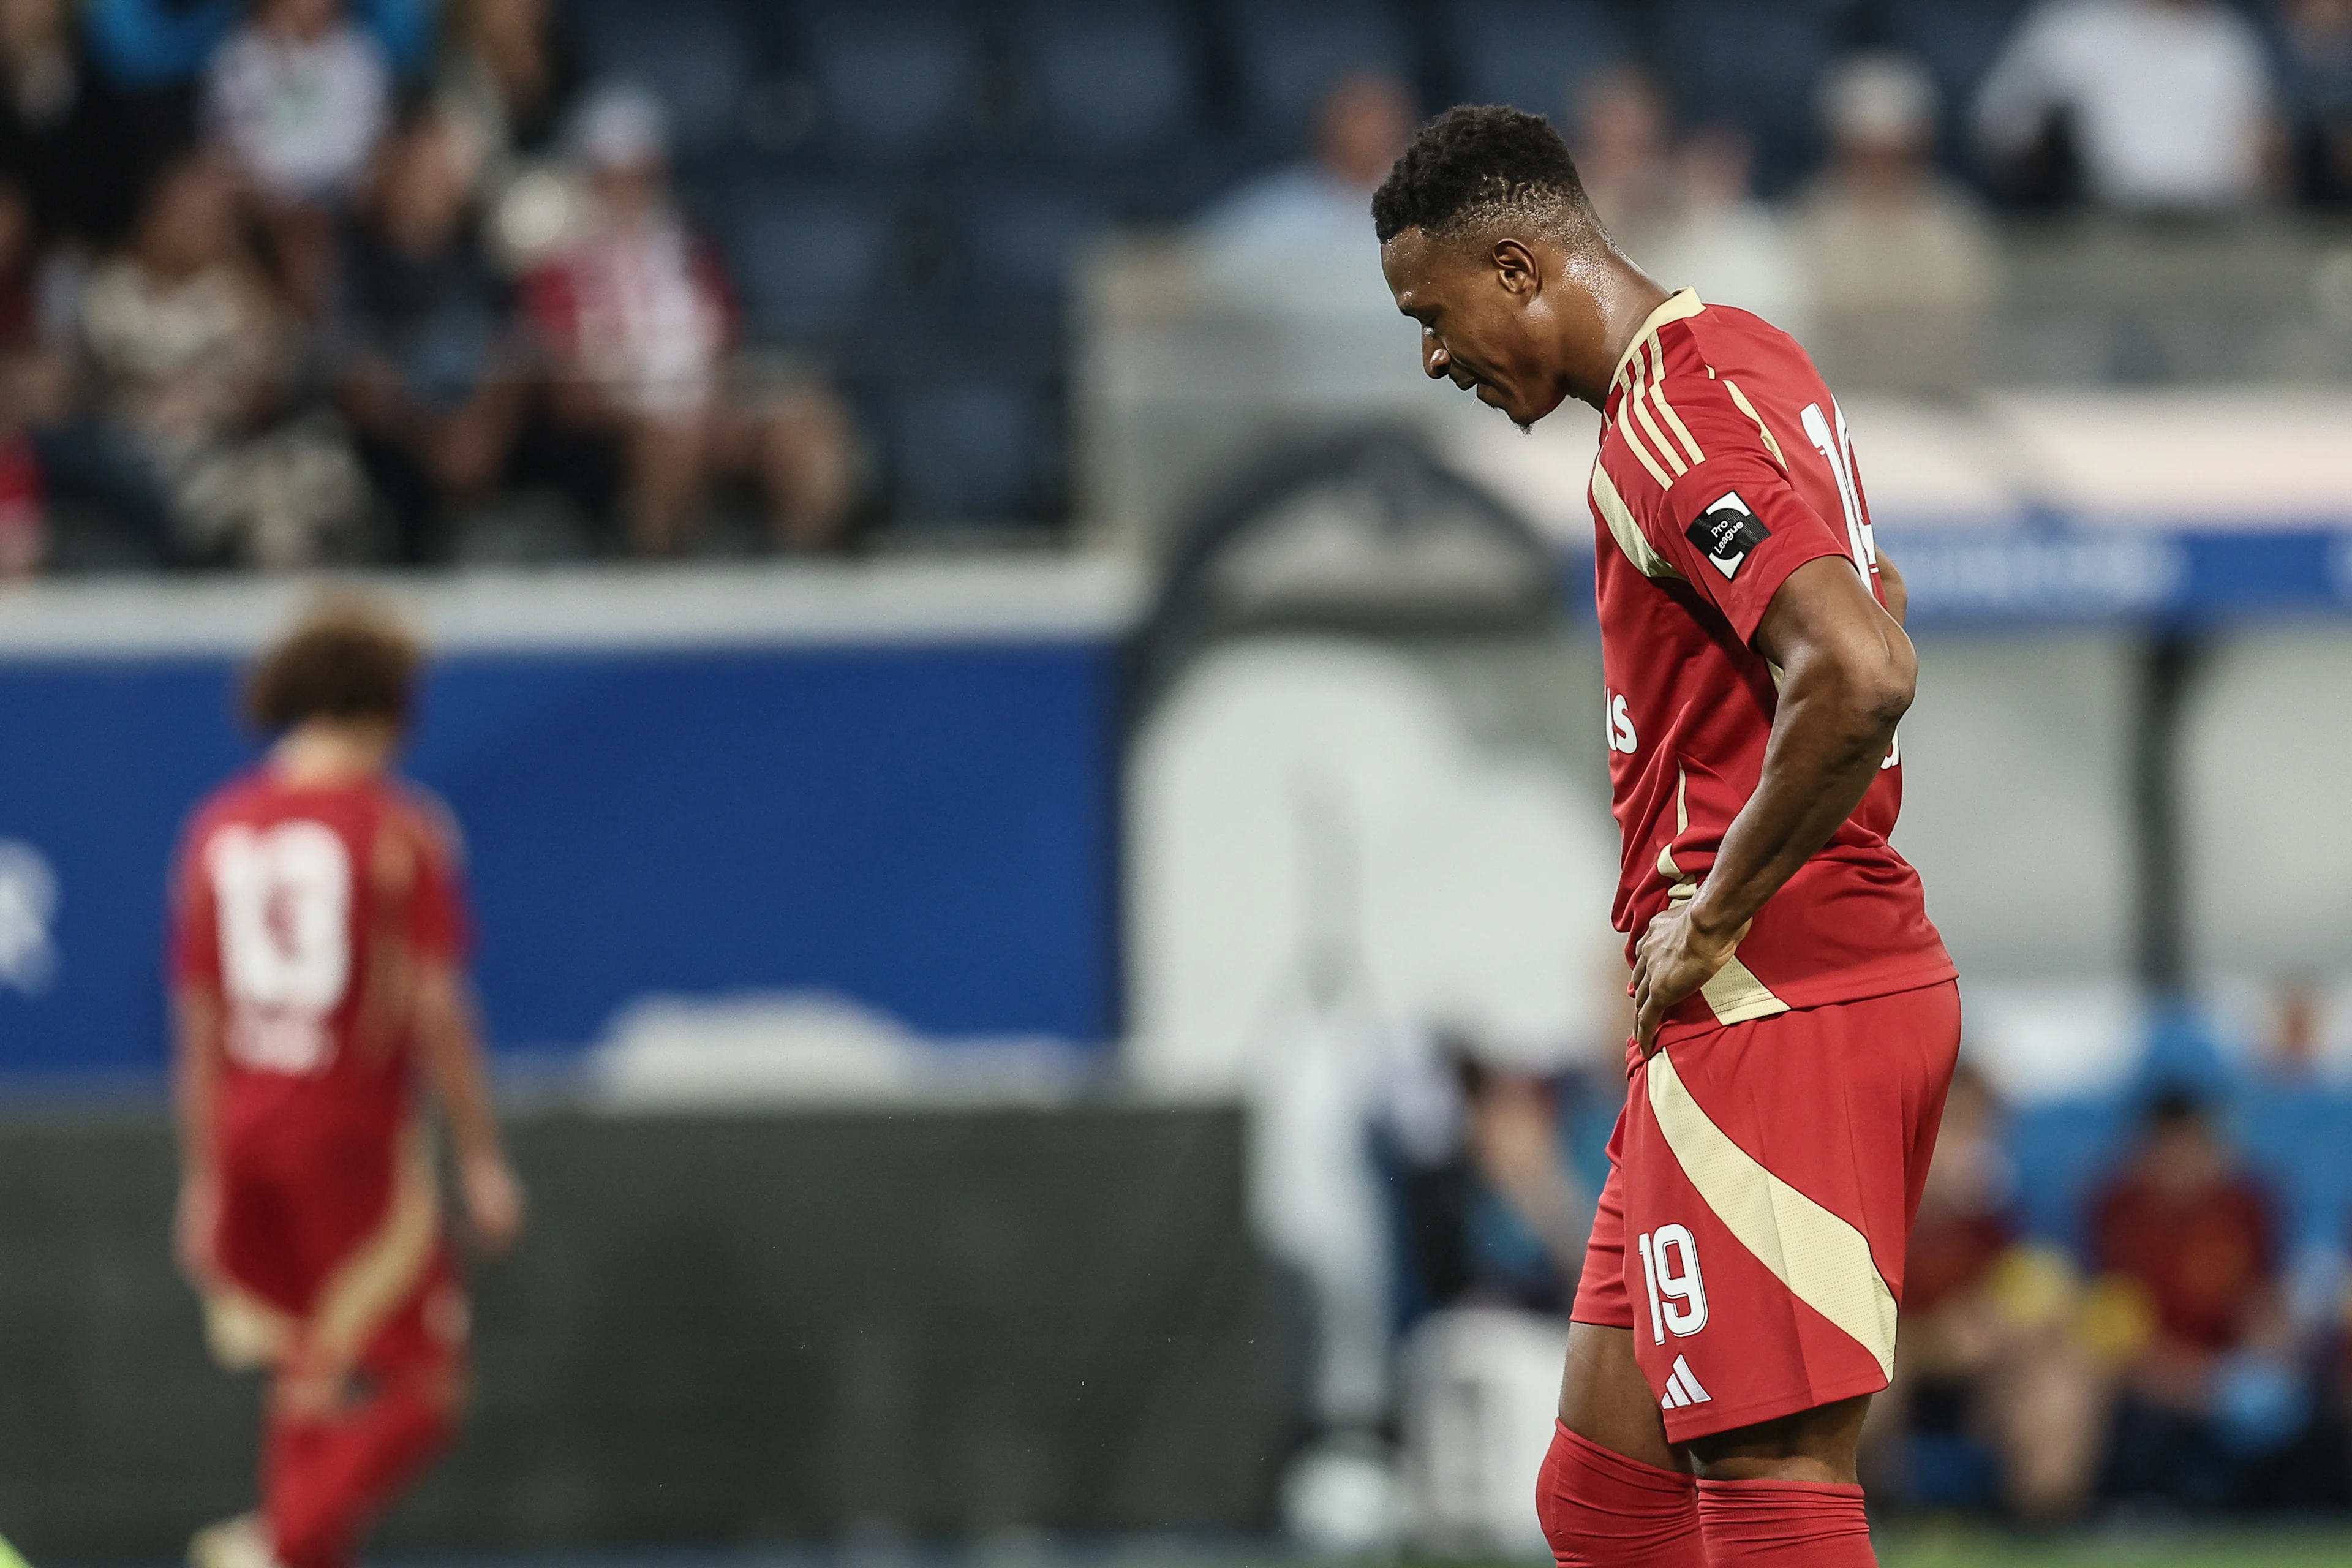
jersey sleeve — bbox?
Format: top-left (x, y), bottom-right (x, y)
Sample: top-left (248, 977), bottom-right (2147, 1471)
top-left (1646, 450), bottom-right (1857, 645)
top-left (168, 817), bottom-right (221, 991)
top-left (391, 791), bottom-right (472, 965)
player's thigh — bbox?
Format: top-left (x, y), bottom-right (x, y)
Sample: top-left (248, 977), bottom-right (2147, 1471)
top-left (1685, 1392), bottom-right (1872, 1484)
top-left (1559, 1320), bottom-right (1682, 1473)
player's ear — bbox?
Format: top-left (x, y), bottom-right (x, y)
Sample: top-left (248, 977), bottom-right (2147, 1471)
top-left (1491, 238), bottom-right (1539, 298)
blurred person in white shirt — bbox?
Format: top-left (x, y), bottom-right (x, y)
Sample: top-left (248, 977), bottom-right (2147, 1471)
top-left (206, 0), bottom-right (391, 315)
top-left (1196, 70), bottom-right (1413, 316)
top-left (1975, 0), bottom-right (2278, 211)
top-left (520, 86), bottom-right (855, 555)
top-left (1795, 52), bottom-right (1999, 393)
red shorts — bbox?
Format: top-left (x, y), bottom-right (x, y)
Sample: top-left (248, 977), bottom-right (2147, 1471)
top-left (208, 1115), bottom-right (467, 1381)
top-left (1571, 980), bottom-right (1960, 1442)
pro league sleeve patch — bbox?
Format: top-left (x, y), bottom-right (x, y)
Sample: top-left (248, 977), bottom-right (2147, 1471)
top-left (1684, 491), bottom-right (1770, 581)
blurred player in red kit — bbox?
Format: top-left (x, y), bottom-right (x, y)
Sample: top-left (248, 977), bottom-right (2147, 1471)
top-left (1377, 108), bottom-right (1957, 1566)
top-left (170, 598), bottom-right (524, 1568)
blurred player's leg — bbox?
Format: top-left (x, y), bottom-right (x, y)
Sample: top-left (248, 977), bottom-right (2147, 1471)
top-left (265, 1368), bottom-right (458, 1568)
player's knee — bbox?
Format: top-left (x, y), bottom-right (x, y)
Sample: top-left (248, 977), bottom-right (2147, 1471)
top-left (1537, 1420), bottom-right (1706, 1568)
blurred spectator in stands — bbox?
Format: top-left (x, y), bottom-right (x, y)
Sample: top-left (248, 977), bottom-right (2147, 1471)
top-left (524, 88), bottom-right (855, 555)
top-left (2280, 0), bottom-right (2352, 206)
top-left (1195, 70), bottom-right (1412, 317)
top-left (1391, 1042), bottom-right (1589, 1319)
top-left (206, 0), bottom-right (391, 315)
top-left (1975, 0), bottom-right (2278, 212)
top-left (1569, 66), bottom-right (1681, 258)
top-left (1389, 1034), bottom-right (1592, 1556)
top-left (334, 105), bottom-right (541, 563)
top-left (0, 0), bottom-right (137, 246)
top-left (67, 154), bottom-right (365, 565)
top-left (0, 174), bottom-right (62, 572)
top-left (1795, 53), bottom-right (1998, 395)
top-left (434, 0), bottom-right (587, 267)
top-left (2088, 1085), bottom-right (2305, 1507)
top-left (1643, 124), bottom-right (1814, 345)
top-left (1867, 1063), bottom-right (2105, 1521)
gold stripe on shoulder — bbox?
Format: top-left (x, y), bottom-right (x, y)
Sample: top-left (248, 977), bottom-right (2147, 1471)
top-left (1645, 341), bottom-right (1706, 467)
top-left (1608, 287), bottom-right (1706, 387)
top-left (1627, 356), bottom-right (1689, 481)
top-left (1591, 458), bottom-right (1680, 579)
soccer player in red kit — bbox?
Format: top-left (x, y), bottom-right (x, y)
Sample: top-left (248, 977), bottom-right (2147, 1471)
top-left (170, 600), bottom-right (524, 1568)
top-left (1374, 108), bottom-right (1958, 1566)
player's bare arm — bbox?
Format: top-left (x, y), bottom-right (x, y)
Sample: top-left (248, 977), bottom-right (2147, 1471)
top-left (172, 981), bottom-right (227, 1286)
top-left (414, 962), bottom-right (526, 1255)
top-left (1633, 558), bottom-right (1916, 1046)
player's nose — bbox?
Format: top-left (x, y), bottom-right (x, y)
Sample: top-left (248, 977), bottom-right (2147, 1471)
top-left (1421, 328), bottom-right (1449, 380)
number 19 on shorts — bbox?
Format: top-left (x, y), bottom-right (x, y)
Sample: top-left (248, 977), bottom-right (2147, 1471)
top-left (1638, 1224), bottom-right (1708, 1343)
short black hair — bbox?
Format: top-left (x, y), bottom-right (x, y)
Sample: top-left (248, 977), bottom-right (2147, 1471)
top-left (244, 595), bottom-right (421, 734)
top-left (1371, 104), bottom-right (1599, 246)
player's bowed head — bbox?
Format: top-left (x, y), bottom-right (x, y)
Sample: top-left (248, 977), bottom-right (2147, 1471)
top-left (1373, 104), bottom-right (1671, 430)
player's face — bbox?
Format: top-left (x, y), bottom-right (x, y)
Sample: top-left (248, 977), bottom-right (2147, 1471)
top-left (1381, 228), bottom-right (1564, 431)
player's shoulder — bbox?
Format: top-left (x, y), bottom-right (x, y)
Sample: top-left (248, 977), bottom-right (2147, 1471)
top-left (380, 777), bottom-right (469, 869)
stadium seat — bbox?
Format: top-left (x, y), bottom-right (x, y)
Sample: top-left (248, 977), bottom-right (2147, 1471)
top-left (2005, 1096), bottom-right (2131, 1256)
top-left (1654, 0), bottom-right (1843, 195)
top-left (1438, 0), bottom-right (1629, 124)
top-left (785, 1), bottom-right (985, 167)
top-left (725, 186), bottom-right (900, 346)
top-left (956, 178), bottom-right (1116, 311)
top-left (1219, 0), bottom-right (1415, 146)
top-left (1013, 0), bottom-right (1203, 163)
top-left (567, 0), bottom-right (753, 159)
top-left (883, 377), bottom-right (1061, 523)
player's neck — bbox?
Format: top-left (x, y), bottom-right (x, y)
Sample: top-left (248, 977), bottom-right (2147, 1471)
top-left (1566, 254), bottom-right (1672, 410)
top-left (271, 722), bottom-right (398, 786)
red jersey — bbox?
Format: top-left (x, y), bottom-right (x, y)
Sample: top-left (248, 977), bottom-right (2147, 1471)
top-left (170, 769), bottom-right (470, 1153)
top-left (2094, 1172), bottom-right (2277, 1354)
top-left (1588, 290), bottom-right (1952, 1047)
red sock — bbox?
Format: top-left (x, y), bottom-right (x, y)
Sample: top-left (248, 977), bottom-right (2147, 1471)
top-left (1537, 1420), bottom-right (1707, 1568)
top-left (1696, 1477), bottom-right (1875, 1567)
top-left (266, 1381), bottom-right (456, 1568)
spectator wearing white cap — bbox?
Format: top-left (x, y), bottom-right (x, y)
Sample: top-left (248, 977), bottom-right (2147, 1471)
top-left (1794, 52), bottom-right (2000, 394)
top-left (520, 86), bottom-right (858, 554)
top-left (1975, 0), bottom-right (2278, 212)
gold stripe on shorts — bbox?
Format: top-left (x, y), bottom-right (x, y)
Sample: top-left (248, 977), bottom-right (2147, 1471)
top-left (1646, 1048), bottom-right (1899, 1378)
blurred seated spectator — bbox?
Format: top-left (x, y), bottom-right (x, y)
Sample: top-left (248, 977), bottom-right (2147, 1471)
top-left (1868, 1063), bottom-right (2105, 1521)
top-left (434, 0), bottom-right (587, 266)
top-left (2280, 0), bottom-right (2352, 206)
top-left (1569, 66), bottom-right (1683, 257)
top-left (1194, 70), bottom-right (1412, 317)
top-left (0, 0), bottom-right (143, 246)
top-left (1388, 1036), bottom-right (1591, 1558)
top-left (1642, 124), bottom-right (1814, 345)
top-left (86, 0), bottom-right (429, 92)
top-left (2089, 1085), bottom-right (2305, 1507)
top-left (0, 173), bottom-right (65, 573)
top-left (1565, 70), bottom-right (1812, 339)
top-left (335, 104), bottom-right (605, 563)
top-left (1795, 53), bottom-right (1999, 395)
top-left (60, 153), bottom-right (366, 566)
top-left (1390, 1040), bottom-right (1589, 1321)
top-left (1974, 0), bottom-right (2278, 213)
top-left (206, 0), bottom-right (391, 314)
top-left (522, 88), bottom-right (855, 555)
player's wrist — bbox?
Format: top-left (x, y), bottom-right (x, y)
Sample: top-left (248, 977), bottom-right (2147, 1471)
top-left (1684, 888), bottom-right (1750, 948)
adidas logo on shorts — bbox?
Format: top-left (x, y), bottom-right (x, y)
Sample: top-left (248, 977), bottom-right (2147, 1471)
top-left (1659, 1354), bottom-right (1711, 1410)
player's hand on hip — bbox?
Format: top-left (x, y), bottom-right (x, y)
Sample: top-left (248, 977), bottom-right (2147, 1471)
top-left (461, 1152), bottom-right (527, 1256)
top-left (1632, 900), bottom-right (1747, 1054)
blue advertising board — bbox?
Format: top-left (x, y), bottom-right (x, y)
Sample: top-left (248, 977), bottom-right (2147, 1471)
top-left (0, 567), bottom-right (1128, 1082)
